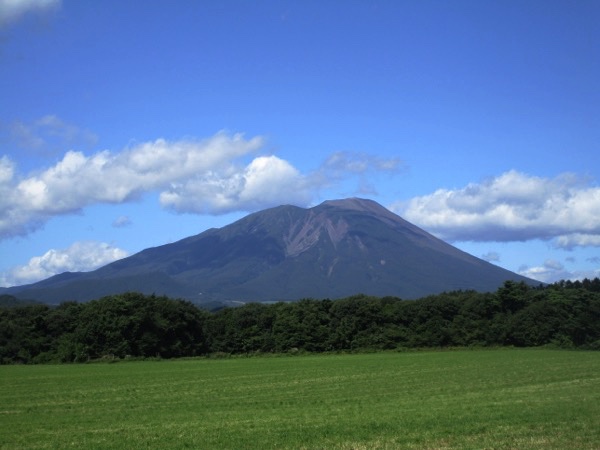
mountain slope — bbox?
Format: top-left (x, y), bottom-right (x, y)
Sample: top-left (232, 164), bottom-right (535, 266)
top-left (4, 198), bottom-right (538, 304)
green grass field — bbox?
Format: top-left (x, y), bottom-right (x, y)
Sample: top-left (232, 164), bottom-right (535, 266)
top-left (1, 349), bottom-right (599, 449)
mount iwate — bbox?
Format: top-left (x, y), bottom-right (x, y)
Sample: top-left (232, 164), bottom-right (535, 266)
top-left (3, 198), bottom-right (537, 306)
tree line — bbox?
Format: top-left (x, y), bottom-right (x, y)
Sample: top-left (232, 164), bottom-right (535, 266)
top-left (1, 278), bottom-right (600, 364)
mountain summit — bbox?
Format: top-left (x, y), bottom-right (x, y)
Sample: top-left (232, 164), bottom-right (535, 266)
top-left (4, 198), bottom-right (537, 305)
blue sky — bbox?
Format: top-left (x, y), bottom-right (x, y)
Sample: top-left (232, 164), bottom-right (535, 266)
top-left (1, 0), bottom-right (599, 287)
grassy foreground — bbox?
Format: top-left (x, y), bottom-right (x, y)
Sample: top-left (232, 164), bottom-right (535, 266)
top-left (1, 349), bottom-right (599, 449)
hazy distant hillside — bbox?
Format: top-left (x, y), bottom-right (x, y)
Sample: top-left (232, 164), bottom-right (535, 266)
top-left (0, 294), bottom-right (42, 308)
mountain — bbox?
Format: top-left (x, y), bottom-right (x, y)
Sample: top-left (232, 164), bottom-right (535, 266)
top-left (3, 198), bottom-right (538, 305)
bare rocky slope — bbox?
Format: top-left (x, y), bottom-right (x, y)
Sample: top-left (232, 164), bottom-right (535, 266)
top-left (3, 198), bottom-right (538, 306)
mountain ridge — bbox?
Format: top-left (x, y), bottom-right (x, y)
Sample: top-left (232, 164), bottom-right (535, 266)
top-left (2, 198), bottom-right (538, 305)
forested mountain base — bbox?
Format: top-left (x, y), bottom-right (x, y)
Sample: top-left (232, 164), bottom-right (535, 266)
top-left (1, 279), bottom-right (600, 364)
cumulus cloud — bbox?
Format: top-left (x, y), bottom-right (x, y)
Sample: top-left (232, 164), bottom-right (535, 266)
top-left (0, 132), bottom-right (265, 239)
top-left (0, 0), bottom-right (60, 27)
top-left (160, 155), bottom-right (313, 214)
top-left (159, 150), bottom-right (402, 213)
top-left (1, 130), bottom-right (401, 240)
top-left (393, 170), bottom-right (600, 249)
top-left (0, 241), bottom-right (128, 287)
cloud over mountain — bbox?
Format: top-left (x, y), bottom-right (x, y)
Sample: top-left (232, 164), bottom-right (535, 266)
top-left (0, 130), bottom-right (401, 241)
top-left (159, 155), bottom-right (312, 214)
top-left (394, 170), bottom-right (600, 249)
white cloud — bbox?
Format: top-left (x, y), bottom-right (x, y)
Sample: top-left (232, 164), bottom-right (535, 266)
top-left (1, 130), bottom-right (403, 240)
top-left (393, 170), bottom-right (600, 248)
top-left (0, 131), bottom-right (265, 239)
top-left (553, 233), bottom-right (600, 250)
top-left (519, 259), bottom-right (600, 284)
top-left (0, 0), bottom-right (60, 26)
top-left (159, 151), bottom-right (403, 214)
top-left (160, 155), bottom-right (313, 214)
top-left (0, 241), bottom-right (128, 287)
top-left (518, 260), bottom-right (567, 284)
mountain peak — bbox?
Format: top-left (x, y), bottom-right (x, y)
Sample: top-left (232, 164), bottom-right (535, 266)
top-left (320, 197), bottom-right (386, 213)
top-left (5, 197), bottom-right (537, 305)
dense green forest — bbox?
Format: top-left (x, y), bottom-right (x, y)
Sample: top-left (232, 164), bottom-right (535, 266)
top-left (1, 279), bottom-right (600, 364)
